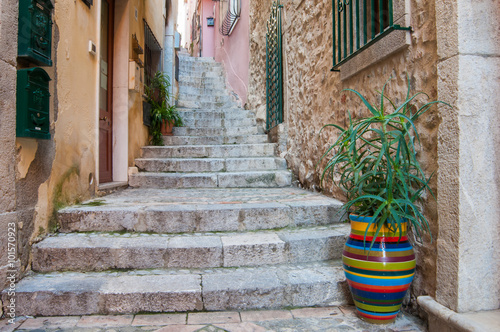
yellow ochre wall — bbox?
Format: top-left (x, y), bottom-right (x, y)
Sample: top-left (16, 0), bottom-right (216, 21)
top-left (127, 0), bottom-right (166, 166)
top-left (12, 0), bottom-right (166, 274)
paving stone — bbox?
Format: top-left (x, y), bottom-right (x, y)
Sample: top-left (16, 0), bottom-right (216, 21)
top-left (132, 314), bottom-right (187, 326)
top-left (154, 325), bottom-right (208, 332)
top-left (240, 310), bottom-right (293, 322)
top-left (76, 315), bottom-right (134, 327)
top-left (214, 322), bottom-right (267, 332)
top-left (16, 316), bottom-right (80, 330)
top-left (187, 312), bottom-right (240, 325)
top-left (290, 306), bottom-right (342, 318)
top-left (0, 317), bottom-right (25, 332)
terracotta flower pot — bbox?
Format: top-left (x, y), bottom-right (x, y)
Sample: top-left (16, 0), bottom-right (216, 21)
top-left (160, 119), bottom-right (174, 136)
top-left (342, 214), bottom-right (416, 324)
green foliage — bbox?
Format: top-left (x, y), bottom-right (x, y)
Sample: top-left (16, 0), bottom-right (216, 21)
top-left (145, 71), bottom-right (183, 146)
top-left (319, 77), bottom-right (449, 249)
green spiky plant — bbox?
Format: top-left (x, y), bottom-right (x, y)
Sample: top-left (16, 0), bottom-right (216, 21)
top-left (145, 71), bottom-right (183, 146)
top-left (319, 77), bottom-right (449, 250)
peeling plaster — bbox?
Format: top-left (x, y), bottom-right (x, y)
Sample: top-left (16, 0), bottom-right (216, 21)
top-left (16, 138), bottom-right (39, 180)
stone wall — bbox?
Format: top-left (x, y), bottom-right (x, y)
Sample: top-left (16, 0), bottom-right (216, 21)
top-left (249, 0), bottom-right (441, 313)
top-left (0, 0), bottom-right (20, 294)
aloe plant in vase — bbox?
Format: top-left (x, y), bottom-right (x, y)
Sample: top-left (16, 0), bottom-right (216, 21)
top-left (319, 77), bottom-right (448, 324)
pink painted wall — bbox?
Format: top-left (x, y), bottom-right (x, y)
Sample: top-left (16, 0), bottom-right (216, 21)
top-left (214, 0), bottom-right (250, 105)
top-left (201, 0), bottom-right (216, 57)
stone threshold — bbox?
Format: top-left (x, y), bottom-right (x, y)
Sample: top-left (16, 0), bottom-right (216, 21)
top-left (0, 305), bottom-right (426, 331)
top-left (418, 296), bottom-right (500, 332)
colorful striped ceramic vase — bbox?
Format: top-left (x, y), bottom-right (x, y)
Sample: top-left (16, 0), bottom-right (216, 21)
top-left (342, 214), bottom-right (416, 324)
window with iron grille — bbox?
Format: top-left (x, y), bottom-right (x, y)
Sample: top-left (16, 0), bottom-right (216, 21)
top-left (144, 20), bottom-right (162, 88)
top-left (332, 0), bottom-right (411, 72)
top-left (219, 0), bottom-right (241, 36)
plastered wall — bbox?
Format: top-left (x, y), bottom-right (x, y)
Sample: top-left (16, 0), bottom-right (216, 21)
top-left (128, 0), bottom-right (166, 166)
top-left (248, 0), bottom-right (440, 313)
top-left (214, 0), bottom-right (250, 106)
top-left (13, 1), bottom-right (100, 274)
top-left (0, 0), bottom-right (165, 292)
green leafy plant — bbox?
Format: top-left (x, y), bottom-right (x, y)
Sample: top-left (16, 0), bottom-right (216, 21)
top-left (145, 71), bottom-right (183, 145)
top-left (319, 77), bottom-right (449, 249)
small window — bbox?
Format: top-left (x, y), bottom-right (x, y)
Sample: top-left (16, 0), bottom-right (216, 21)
top-left (331, 0), bottom-right (410, 71)
top-left (219, 0), bottom-right (241, 36)
top-left (144, 20), bottom-right (162, 88)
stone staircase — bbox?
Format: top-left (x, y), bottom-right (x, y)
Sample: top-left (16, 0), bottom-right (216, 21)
top-left (4, 54), bottom-right (350, 317)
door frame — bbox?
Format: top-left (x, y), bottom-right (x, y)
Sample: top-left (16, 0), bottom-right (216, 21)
top-left (98, 0), bottom-right (114, 183)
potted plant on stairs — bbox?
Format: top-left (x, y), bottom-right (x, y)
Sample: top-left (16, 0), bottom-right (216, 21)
top-left (145, 71), bottom-right (183, 145)
top-left (319, 77), bottom-right (448, 324)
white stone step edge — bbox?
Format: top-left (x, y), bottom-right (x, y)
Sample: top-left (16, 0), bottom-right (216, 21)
top-left (32, 224), bottom-right (349, 272)
top-left (6, 261), bottom-right (348, 316)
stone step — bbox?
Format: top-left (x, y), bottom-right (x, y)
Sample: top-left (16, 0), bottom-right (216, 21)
top-left (178, 62), bottom-right (222, 70)
top-left (173, 126), bottom-right (259, 136)
top-left (177, 99), bottom-right (236, 110)
top-left (162, 135), bottom-right (268, 146)
top-left (58, 188), bottom-right (343, 233)
top-left (178, 55), bottom-right (217, 63)
top-left (177, 108), bottom-right (255, 119)
top-left (178, 75), bottom-right (225, 85)
top-left (142, 144), bottom-right (276, 158)
top-left (179, 69), bottom-right (224, 78)
top-left (7, 261), bottom-right (347, 316)
top-left (178, 94), bottom-right (231, 104)
top-left (178, 85), bottom-right (228, 96)
top-left (179, 117), bottom-right (256, 129)
top-left (129, 170), bottom-right (292, 189)
top-left (135, 157), bottom-right (287, 173)
top-left (32, 225), bottom-right (349, 272)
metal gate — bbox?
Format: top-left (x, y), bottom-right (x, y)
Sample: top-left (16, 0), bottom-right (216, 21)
top-left (265, 1), bottom-right (283, 131)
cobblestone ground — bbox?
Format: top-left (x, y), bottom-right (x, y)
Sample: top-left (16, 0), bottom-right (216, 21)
top-left (0, 306), bottom-right (426, 332)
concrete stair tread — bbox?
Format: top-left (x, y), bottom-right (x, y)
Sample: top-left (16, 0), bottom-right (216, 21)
top-left (129, 170), bottom-right (292, 188)
top-left (9, 261), bottom-right (347, 316)
top-left (32, 224), bottom-right (349, 271)
top-left (58, 187), bottom-right (344, 233)
top-left (172, 127), bottom-right (259, 136)
top-left (141, 143), bottom-right (276, 158)
top-left (135, 157), bottom-right (287, 173)
top-left (162, 135), bottom-right (268, 146)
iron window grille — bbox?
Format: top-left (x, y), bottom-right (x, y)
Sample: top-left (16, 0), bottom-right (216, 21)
top-left (144, 20), bottom-right (162, 88)
top-left (331, 0), bottom-right (410, 71)
top-left (219, 0), bottom-right (241, 36)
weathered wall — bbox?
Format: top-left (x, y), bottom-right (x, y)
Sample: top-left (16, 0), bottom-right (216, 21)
top-left (248, 0), bottom-right (440, 312)
top-left (128, 0), bottom-right (149, 165)
top-left (1, 0), bottom-right (163, 289)
top-left (201, 0), bottom-right (216, 57)
top-left (214, 0), bottom-right (250, 106)
top-left (0, 0), bottom-right (20, 292)
top-left (29, 1), bottom-right (100, 241)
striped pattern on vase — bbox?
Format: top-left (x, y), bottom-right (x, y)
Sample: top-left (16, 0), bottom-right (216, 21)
top-left (342, 214), bottom-right (416, 324)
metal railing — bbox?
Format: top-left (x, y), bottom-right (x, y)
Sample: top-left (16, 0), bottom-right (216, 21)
top-left (266, 1), bottom-right (283, 131)
top-left (332, 0), bottom-right (410, 71)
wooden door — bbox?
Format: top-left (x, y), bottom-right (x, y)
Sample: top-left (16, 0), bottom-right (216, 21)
top-left (99, 0), bottom-right (114, 183)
